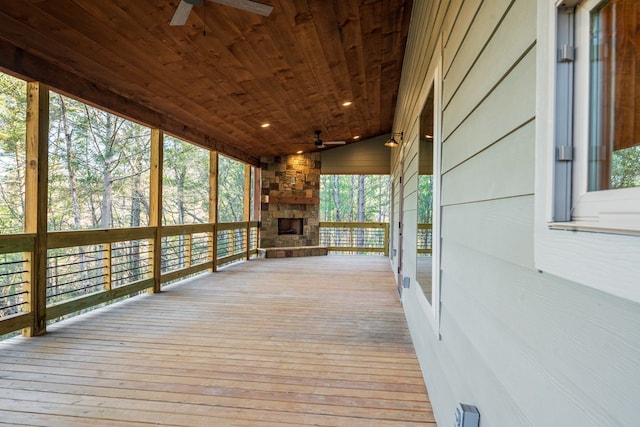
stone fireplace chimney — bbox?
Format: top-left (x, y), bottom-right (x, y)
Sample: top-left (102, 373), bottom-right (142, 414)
top-left (259, 153), bottom-right (321, 248)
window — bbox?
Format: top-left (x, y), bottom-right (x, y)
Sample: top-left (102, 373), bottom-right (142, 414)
top-left (534, 0), bottom-right (640, 304)
top-left (588, 0), bottom-right (640, 191)
top-left (554, 0), bottom-right (640, 232)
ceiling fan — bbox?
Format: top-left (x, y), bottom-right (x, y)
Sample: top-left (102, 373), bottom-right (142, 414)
top-left (312, 130), bottom-right (346, 149)
top-left (170, 0), bottom-right (273, 26)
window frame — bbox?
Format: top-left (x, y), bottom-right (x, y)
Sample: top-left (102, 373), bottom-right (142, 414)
top-left (408, 38), bottom-right (443, 334)
top-left (534, 0), bottom-right (640, 304)
top-left (553, 0), bottom-right (640, 233)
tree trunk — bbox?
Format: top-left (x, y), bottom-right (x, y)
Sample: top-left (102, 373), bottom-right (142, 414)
top-left (59, 96), bottom-right (82, 229)
top-left (332, 175), bottom-right (341, 222)
top-left (101, 161), bottom-right (113, 229)
top-left (129, 170), bottom-right (142, 281)
top-left (59, 95), bottom-right (89, 287)
top-left (357, 175), bottom-right (365, 246)
top-left (176, 167), bottom-right (186, 268)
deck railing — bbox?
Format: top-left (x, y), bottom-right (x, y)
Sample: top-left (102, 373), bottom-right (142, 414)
top-left (0, 221), bottom-right (259, 338)
top-left (319, 222), bottom-right (389, 256)
top-left (418, 223), bottom-right (433, 255)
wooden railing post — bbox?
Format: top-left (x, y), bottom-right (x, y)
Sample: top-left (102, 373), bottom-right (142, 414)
top-left (185, 234), bottom-right (192, 268)
top-left (149, 129), bottom-right (163, 293)
top-left (103, 243), bottom-right (112, 291)
top-left (209, 151), bottom-right (218, 272)
top-left (23, 82), bottom-right (49, 337)
top-left (384, 223), bottom-right (390, 257)
top-left (244, 164), bottom-right (251, 260)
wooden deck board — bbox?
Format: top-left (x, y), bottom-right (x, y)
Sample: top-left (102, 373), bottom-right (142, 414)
top-left (0, 256), bottom-right (434, 426)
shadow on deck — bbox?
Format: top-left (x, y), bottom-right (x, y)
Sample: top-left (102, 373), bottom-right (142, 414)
top-left (0, 255), bottom-right (434, 426)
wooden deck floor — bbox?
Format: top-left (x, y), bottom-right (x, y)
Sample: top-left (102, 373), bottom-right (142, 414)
top-left (0, 256), bottom-right (434, 426)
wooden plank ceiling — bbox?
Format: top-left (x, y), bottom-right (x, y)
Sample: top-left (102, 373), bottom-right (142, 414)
top-left (0, 0), bottom-right (412, 165)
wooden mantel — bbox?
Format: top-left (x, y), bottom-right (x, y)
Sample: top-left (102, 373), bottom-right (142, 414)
top-left (269, 195), bottom-right (319, 205)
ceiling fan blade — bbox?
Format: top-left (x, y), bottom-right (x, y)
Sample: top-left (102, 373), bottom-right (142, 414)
top-left (170, 0), bottom-right (194, 26)
top-left (324, 141), bottom-right (346, 145)
top-left (209, 0), bottom-right (273, 16)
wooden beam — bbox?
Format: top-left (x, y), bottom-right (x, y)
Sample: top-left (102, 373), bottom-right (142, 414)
top-left (149, 129), bottom-right (163, 293)
top-left (252, 167), bottom-right (261, 223)
top-left (0, 41), bottom-right (260, 167)
top-left (209, 152), bottom-right (219, 225)
top-left (23, 81), bottom-right (48, 337)
top-left (243, 164), bottom-right (252, 223)
top-left (244, 164), bottom-right (252, 260)
top-left (209, 152), bottom-right (219, 272)
top-left (269, 196), bottom-right (320, 205)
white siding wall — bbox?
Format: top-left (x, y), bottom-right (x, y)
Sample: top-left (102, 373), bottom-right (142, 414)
top-left (393, 1), bottom-right (640, 426)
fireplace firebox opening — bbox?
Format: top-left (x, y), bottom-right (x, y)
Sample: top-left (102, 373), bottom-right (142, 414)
top-left (278, 218), bottom-right (303, 235)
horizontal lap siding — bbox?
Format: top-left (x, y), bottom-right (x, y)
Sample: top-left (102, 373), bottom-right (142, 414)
top-left (395, 0), bottom-right (640, 426)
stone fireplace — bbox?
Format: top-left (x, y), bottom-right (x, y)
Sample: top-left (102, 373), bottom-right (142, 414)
top-left (259, 153), bottom-right (325, 256)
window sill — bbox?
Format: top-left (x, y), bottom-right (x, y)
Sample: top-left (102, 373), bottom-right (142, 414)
top-left (549, 221), bottom-right (640, 237)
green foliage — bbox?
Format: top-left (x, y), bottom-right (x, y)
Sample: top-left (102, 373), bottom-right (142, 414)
top-left (611, 146), bottom-right (640, 189)
top-left (218, 155), bottom-right (245, 222)
top-left (163, 136), bottom-right (209, 225)
top-left (48, 93), bottom-right (151, 230)
top-left (320, 175), bottom-right (389, 222)
top-left (0, 74), bottom-right (26, 233)
top-left (418, 174), bottom-right (433, 224)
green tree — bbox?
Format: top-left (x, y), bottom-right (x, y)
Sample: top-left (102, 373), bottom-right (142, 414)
top-left (0, 73), bottom-right (26, 233)
top-left (163, 136), bottom-right (209, 226)
top-left (320, 175), bottom-right (389, 222)
top-left (218, 155), bottom-right (245, 222)
top-left (611, 146), bottom-right (640, 189)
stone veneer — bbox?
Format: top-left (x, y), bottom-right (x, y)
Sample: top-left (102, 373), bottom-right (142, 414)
top-left (260, 153), bottom-right (320, 248)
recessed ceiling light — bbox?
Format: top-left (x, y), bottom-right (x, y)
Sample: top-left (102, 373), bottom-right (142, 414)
top-left (261, 123), bottom-right (270, 128)
top-left (296, 150), bottom-right (303, 154)
top-left (424, 134), bottom-right (433, 139)
top-left (353, 135), bottom-right (360, 140)
top-left (342, 101), bottom-right (352, 107)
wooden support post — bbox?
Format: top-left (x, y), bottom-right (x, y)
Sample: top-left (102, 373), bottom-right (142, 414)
top-left (384, 223), bottom-right (390, 257)
top-left (103, 243), bottom-right (112, 291)
top-left (244, 164), bottom-right (251, 260)
top-left (209, 151), bottom-right (218, 272)
top-left (184, 234), bottom-right (192, 268)
top-left (149, 129), bottom-right (163, 293)
top-left (252, 166), bottom-right (261, 222)
top-left (23, 82), bottom-right (49, 337)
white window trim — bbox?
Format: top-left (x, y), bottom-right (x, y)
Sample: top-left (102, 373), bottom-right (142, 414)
top-left (407, 39), bottom-right (443, 335)
top-left (535, 0), bottom-right (640, 304)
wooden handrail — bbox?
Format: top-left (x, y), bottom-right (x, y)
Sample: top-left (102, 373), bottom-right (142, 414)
top-left (0, 233), bottom-right (35, 254)
top-left (217, 221), bottom-right (247, 231)
top-left (161, 223), bottom-right (214, 237)
top-left (47, 227), bottom-right (155, 249)
top-left (320, 221), bottom-right (388, 229)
